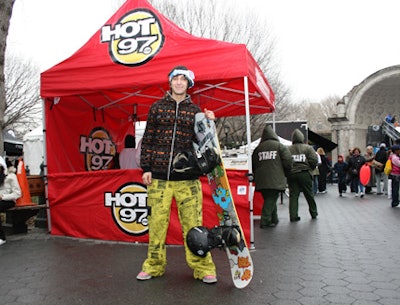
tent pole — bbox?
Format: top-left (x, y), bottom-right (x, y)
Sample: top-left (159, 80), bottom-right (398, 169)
top-left (41, 99), bottom-right (51, 233)
top-left (243, 76), bottom-right (255, 250)
top-left (273, 111), bottom-right (276, 130)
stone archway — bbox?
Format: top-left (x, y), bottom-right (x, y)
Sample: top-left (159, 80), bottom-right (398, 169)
top-left (329, 65), bottom-right (400, 159)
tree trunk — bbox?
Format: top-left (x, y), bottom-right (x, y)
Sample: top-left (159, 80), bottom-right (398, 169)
top-left (0, 0), bottom-right (16, 156)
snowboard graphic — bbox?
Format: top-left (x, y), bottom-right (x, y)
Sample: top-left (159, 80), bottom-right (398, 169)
top-left (194, 112), bottom-right (253, 289)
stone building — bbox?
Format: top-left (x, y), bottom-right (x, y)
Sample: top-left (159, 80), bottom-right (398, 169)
top-left (328, 65), bottom-right (400, 159)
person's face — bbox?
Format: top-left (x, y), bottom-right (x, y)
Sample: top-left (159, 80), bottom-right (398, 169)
top-left (170, 74), bottom-right (188, 96)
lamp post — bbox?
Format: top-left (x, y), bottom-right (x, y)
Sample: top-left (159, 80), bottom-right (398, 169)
top-left (224, 125), bottom-right (230, 149)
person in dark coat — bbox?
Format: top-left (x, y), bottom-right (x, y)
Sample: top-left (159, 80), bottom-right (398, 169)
top-left (333, 155), bottom-right (348, 196)
top-left (374, 143), bottom-right (388, 195)
top-left (287, 129), bottom-right (319, 222)
top-left (252, 125), bottom-right (293, 228)
top-left (316, 147), bottom-right (330, 193)
top-left (348, 147), bottom-right (366, 197)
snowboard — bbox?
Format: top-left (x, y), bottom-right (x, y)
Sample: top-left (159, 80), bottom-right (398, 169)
top-left (194, 112), bottom-right (253, 289)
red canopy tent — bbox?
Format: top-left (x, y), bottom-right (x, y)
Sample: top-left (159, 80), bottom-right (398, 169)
top-left (40, 0), bottom-right (274, 246)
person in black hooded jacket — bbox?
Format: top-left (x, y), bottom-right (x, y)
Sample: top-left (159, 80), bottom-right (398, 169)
top-left (252, 124), bottom-right (292, 228)
top-left (287, 129), bottom-right (319, 222)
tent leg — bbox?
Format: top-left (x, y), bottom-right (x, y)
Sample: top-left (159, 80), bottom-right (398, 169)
top-left (42, 99), bottom-right (51, 233)
top-left (243, 76), bottom-right (256, 250)
top-left (249, 182), bottom-right (255, 250)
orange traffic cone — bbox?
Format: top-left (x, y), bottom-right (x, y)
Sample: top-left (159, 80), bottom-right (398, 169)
top-left (16, 158), bottom-right (32, 206)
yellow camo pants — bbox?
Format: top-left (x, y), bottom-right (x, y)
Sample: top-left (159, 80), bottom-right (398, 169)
top-left (141, 179), bottom-right (216, 279)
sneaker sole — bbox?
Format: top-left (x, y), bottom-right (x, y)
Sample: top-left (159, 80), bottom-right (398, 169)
top-left (202, 276), bottom-right (217, 284)
top-left (136, 272), bottom-right (152, 281)
top-left (137, 276), bottom-right (152, 280)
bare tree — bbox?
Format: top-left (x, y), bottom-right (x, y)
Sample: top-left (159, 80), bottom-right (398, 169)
top-left (149, 0), bottom-right (291, 144)
top-left (286, 95), bottom-right (340, 133)
top-left (306, 95), bottom-right (339, 132)
top-left (5, 55), bottom-right (41, 137)
top-left (319, 95), bottom-right (340, 118)
top-left (0, 0), bottom-right (16, 155)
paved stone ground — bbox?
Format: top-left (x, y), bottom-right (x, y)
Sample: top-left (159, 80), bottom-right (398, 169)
top-left (1, 184), bottom-right (400, 305)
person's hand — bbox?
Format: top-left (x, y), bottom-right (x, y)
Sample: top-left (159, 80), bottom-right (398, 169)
top-left (204, 108), bottom-right (215, 120)
top-left (142, 172), bottom-right (152, 185)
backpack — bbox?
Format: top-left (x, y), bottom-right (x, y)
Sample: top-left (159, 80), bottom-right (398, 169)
top-left (384, 158), bottom-right (392, 175)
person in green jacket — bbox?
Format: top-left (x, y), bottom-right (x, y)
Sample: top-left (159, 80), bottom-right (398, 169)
top-left (287, 129), bottom-right (319, 222)
top-left (252, 124), bottom-right (293, 228)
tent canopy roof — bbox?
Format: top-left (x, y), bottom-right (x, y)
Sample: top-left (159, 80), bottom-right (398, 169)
top-left (4, 131), bottom-right (23, 145)
top-left (40, 0), bottom-right (274, 121)
top-left (23, 125), bottom-right (43, 142)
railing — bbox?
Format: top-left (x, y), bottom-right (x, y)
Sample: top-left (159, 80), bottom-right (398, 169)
top-left (382, 120), bottom-right (400, 142)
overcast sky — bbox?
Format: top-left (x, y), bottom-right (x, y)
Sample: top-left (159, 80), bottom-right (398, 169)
top-left (7, 0), bottom-right (400, 102)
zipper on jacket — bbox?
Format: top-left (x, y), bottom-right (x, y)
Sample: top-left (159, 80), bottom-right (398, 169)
top-left (167, 101), bottom-right (179, 180)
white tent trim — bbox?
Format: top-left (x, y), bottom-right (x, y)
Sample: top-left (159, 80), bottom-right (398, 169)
top-left (23, 125), bottom-right (44, 175)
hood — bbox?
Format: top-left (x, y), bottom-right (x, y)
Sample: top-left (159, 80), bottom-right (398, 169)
top-left (261, 125), bottom-right (279, 142)
top-left (291, 129), bottom-right (305, 144)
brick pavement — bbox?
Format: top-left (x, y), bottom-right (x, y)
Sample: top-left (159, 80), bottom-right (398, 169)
top-left (1, 184), bottom-right (400, 305)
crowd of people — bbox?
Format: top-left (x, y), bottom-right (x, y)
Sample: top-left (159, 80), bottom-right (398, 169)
top-left (252, 129), bottom-right (399, 231)
top-left (306, 143), bottom-right (394, 200)
top-left (323, 142), bottom-right (400, 208)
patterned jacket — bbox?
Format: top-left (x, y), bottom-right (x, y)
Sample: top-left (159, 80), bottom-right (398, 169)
top-left (140, 92), bottom-right (201, 181)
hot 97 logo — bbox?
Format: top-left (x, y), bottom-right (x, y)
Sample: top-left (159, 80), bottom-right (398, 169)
top-left (80, 127), bottom-right (117, 171)
top-left (101, 8), bottom-right (164, 66)
top-left (104, 182), bottom-right (149, 236)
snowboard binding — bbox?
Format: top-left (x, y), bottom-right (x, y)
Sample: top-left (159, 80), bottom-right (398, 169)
top-left (172, 146), bottom-right (220, 175)
top-left (186, 225), bottom-right (244, 257)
